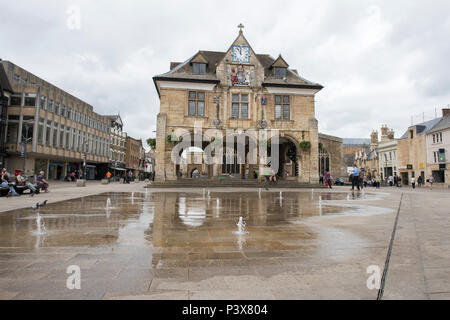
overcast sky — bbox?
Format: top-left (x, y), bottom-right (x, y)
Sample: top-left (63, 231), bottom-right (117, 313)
top-left (2, 0), bottom-right (449, 148)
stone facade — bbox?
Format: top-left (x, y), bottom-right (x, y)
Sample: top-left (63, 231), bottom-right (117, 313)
top-left (318, 133), bottom-right (346, 179)
top-left (153, 28), bottom-right (325, 183)
top-left (397, 118), bottom-right (442, 185)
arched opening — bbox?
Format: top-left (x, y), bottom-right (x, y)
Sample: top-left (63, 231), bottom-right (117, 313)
top-left (267, 136), bottom-right (300, 180)
top-left (318, 148), bottom-right (330, 176)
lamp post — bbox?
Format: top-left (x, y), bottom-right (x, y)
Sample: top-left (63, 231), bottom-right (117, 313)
top-left (21, 123), bottom-right (33, 175)
top-left (83, 140), bottom-right (88, 181)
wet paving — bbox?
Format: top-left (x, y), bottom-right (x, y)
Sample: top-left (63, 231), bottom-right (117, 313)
top-left (0, 190), bottom-right (392, 299)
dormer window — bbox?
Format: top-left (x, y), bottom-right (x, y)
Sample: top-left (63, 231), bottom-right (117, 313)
top-left (274, 67), bottom-right (287, 79)
top-left (193, 63), bottom-right (206, 75)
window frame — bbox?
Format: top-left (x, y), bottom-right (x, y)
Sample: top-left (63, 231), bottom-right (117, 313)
top-left (187, 91), bottom-right (206, 117)
top-left (230, 93), bottom-right (249, 119)
top-left (192, 63), bottom-right (206, 75)
top-left (275, 95), bottom-right (290, 120)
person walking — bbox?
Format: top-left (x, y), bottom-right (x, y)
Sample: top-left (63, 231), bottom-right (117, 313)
top-left (417, 175), bottom-right (423, 187)
top-left (325, 171), bottom-right (332, 189)
top-left (106, 171), bottom-right (112, 182)
top-left (428, 175), bottom-right (434, 190)
top-left (411, 176), bottom-right (416, 189)
top-left (351, 164), bottom-right (360, 191)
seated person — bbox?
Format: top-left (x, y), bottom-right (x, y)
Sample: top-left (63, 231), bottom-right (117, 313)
top-left (1, 168), bottom-right (19, 197)
top-left (16, 170), bottom-right (38, 196)
top-left (36, 171), bottom-right (49, 192)
top-left (269, 169), bottom-right (277, 183)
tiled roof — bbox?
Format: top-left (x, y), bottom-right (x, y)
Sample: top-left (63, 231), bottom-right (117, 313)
top-left (427, 115), bottom-right (450, 134)
top-left (153, 51), bottom-right (322, 88)
top-left (343, 138), bottom-right (371, 146)
top-left (399, 117), bottom-right (442, 139)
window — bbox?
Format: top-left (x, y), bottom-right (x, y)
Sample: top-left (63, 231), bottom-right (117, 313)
top-left (274, 67), bottom-right (287, 79)
top-left (193, 63), bottom-right (206, 75)
top-left (409, 130), bottom-right (414, 139)
top-left (275, 95), bottom-right (290, 120)
top-left (10, 94), bottom-right (21, 106)
top-left (434, 132), bottom-right (443, 143)
top-left (48, 99), bottom-right (54, 113)
top-left (40, 96), bottom-right (46, 109)
top-left (24, 94), bottom-right (36, 106)
top-left (38, 118), bottom-right (44, 145)
top-left (434, 151), bottom-right (439, 163)
top-left (188, 91), bottom-right (205, 116)
top-left (231, 93), bottom-right (249, 119)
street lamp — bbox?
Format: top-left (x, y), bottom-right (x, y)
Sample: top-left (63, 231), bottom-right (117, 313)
top-left (21, 122), bottom-right (33, 175)
top-left (83, 140), bottom-right (88, 181)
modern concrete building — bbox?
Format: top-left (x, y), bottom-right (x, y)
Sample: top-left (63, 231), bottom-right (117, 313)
top-left (0, 63), bottom-right (14, 169)
top-left (1, 60), bottom-right (110, 180)
top-left (153, 26), bottom-right (344, 183)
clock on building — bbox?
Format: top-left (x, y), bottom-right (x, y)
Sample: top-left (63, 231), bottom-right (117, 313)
top-left (231, 45), bottom-right (250, 63)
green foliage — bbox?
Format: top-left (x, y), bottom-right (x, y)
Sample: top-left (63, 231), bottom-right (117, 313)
top-left (167, 134), bottom-right (178, 143)
top-left (299, 141), bottom-right (312, 151)
top-left (318, 142), bottom-right (323, 150)
top-left (146, 138), bottom-right (156, 149)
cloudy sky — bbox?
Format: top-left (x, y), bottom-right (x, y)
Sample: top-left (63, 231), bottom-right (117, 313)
top-left (2, 0), bottom-right (449, 148)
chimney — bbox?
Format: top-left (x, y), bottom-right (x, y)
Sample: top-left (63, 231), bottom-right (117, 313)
top-left (443, 108), bottom-right (450, 117)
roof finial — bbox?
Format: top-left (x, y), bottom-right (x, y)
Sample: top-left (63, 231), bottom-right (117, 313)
top-left (237, 23), bottom-right (244, 34)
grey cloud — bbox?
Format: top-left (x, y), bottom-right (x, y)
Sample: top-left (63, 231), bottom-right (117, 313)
top-left (1, 0), bottom-right (449, 144)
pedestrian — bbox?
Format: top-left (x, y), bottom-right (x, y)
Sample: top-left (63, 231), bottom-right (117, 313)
top-left (376, 175), bottom-right (381, 189)
top-left (417, 175), bottom-right (423, 187)
top-left (325, 171), bottom-right (332, 189)
top-left (106, 171), bottom-right (112, 182)
top-left (351, 164), bottom-right (360, 191)
top-left (428, 175), bottom-right (434, 190)
top-left (411, 176), bottom-right (416, 189)
top-left (319, 174), bottom-right (324, 185)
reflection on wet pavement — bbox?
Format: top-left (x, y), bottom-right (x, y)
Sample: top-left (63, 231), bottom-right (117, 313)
top-left (0, 190), bottom-right (388, 299)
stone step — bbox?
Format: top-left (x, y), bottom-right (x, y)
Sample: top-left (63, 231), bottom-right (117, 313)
top-left (145, 181), bottom-right (323, 189)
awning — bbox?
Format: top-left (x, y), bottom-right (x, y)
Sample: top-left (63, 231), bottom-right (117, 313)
top-left (109, 167), bottom-right (126, 171)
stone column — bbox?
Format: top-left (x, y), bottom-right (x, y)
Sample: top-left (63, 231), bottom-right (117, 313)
top-left (155, 113), bottom-right (167, 182)
top-left (309, 118), bottom-right (319, 184)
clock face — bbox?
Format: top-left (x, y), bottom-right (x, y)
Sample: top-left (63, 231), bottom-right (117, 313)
top-left (231, 45), bottom-right (250, 63)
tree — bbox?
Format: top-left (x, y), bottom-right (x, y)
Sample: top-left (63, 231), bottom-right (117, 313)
top-left (146, 138), bottom-right (156, 150)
